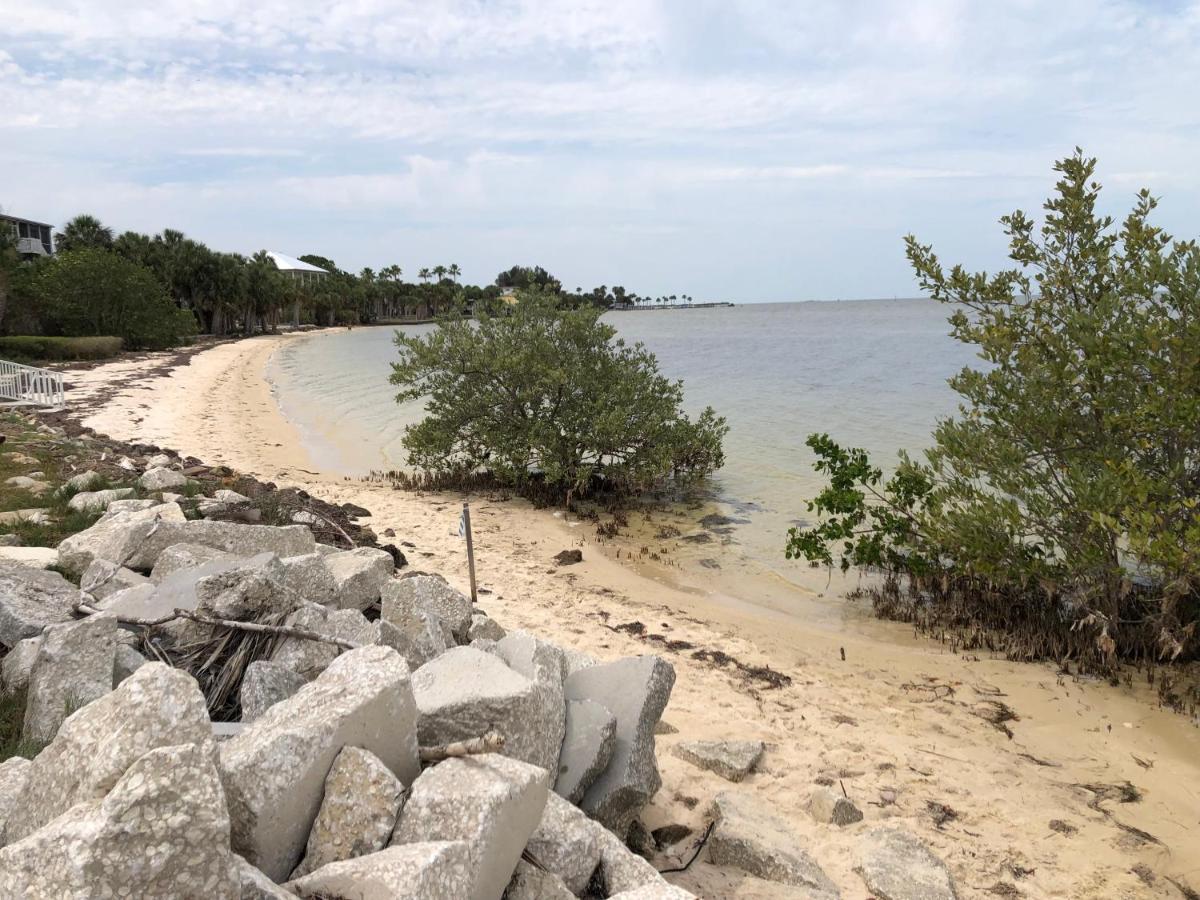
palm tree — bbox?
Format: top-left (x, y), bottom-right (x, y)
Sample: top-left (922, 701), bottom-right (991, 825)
top-left (448, 263), bottom-right (461, 283)
top-left (54, 214), bottom-right (114, 253)
top-left (418, 267), bottom-right (431, 284)
top-left (432, 265), bottom-right (448, 282)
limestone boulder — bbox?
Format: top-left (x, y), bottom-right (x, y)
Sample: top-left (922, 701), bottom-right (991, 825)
top-left (671, 739), bottom-right (764, 783)
top-left (276, 552), bottom-right (338, 606)
top-left (0, 545), bottom-right (57, 569)
top-left (80, 558), bottom-right (150, 601)
top-left (856, 826), bottom-right (958, 900)
top-left (23, 614), bottom-right (118, 745)
top-left (140, 465), bottom-right (188, 491)
top-left (236, 856), bottom-right (298, 899)
top-left (467, 613), bottom-right (506, 642)
top-left (195, 553), bottom-right (291, 620)
top-left (122, 520), bottom-right (315, 571)
top-left (0, 757), bottom-right (31, 843)
top-left (113, 643), bottom-right (148, 686)
top-left (324, 547), bottom-right (394, 610)
top-left (102, 498), bottom-right (160, 517)
top-left (290, 746), bottom-right (406, 879)
top-left (608, 885), bottom-right (699, 899)
top-left (216, 489), bottom-right (251, 504)
top-left (3, 663), bottom-right (217, 844)
top-left (524, 791), bottom-right (603, 894)
top-left (67, 487), bottom-right (134, 514)
top-left (591, 819), bottom-right (676, 894)
top-left (707, 791), bottom-right (838, 897)
top-left (240, 660), bottom-right (308, 722)
top-left (410, 647), bottom-right (542, 767)
top-left (286, 842), bottom-right (473, 899)
top-left (146, 453), bottom-right (173, 469)
top-left (565, 655), bottom-right (675, 835)
top-left (378, 603), bottom-right (449, 670)
top-left (4, 475), bottom-right (51, 495)
top-left (0, 560), bottom-right (82, 648)
top-left (219, 645), bottom-right (420, 881)
top-left (0, 743), bottom-right (237, 898)
top-left (271, 602), bottom-right (379, 680)
top-left (382, 574), bottom-right (472, 641)
top-left (494, 630), bottom-right (567, 775)
top-left (555, 698), bottom-right (617, 804)
top-left (391, 754), bottom-right (549, 900)
top-left (57, 502), bottom-right (187, 576)
top-left (64, 469), bottom-right (104, 493)
top-left (150, 542), bottom-right (238, 582)
top-left (506, 860), bottom-right (575, 899)
top-left (1, 636), bottom-right (40, 693)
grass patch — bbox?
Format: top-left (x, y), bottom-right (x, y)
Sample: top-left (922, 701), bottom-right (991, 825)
top-left (0, 691), bottom-right (43, 762)
top-left (0, 335), bottom-right (123, 363)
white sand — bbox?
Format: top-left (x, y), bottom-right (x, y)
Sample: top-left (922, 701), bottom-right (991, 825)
top-left (70, 332), bottom-right (1200, 898)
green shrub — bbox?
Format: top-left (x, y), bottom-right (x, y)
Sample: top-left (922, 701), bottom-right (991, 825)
top-left (0, 335), bottom-right (123, 362)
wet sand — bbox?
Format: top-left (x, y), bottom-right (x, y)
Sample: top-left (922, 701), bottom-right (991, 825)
top-left (70, 332), bottom-right (1200, 899)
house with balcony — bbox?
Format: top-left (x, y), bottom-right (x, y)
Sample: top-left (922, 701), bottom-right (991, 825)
top-left (0, 214), bottom-right (54, 258)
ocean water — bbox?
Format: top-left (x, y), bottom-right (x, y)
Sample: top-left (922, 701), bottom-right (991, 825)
top-left (269, 299), bottom-right (979, 609)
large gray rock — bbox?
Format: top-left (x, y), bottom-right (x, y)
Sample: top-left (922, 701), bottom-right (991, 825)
top-left (0, 560), bottom-right (82, 648)
top-left (506, 860), bottom-right (575, 899)
top-left (195, 553), bottom-right (291, 620)
top-left (0, 757), bottom-right (31, 841)
top-left (3, 663), bottom-right (216, 844)
top-left (0, 636), bottom-right (41, 694)
top-left (391, 753), bottom-right (549, 900)
top-left (23, 614), bottom-right (118, 745)
top-left (554, 698), bottom-right (616, 804)
top-left (286, 843), bottom-right (473, 899)
top-left (494, 630), bottom-right (567, 775)
top-left (113, 642), bottom-right (148, 686)
top-left (219, 645), bottom-right (420, 882)
top-left (102, 498), bottom-right (161, 517)
top-left (324, 547), bottom-right (394, 610)
top-left (122, 520), bottom-right (315, 571)
top-left (708, 791), bottom-right (838, 897)
top-left (276, 552), bottom-right (338, 606)
top-left (410, 647), bottom-right (542, 767)
top-left (290, 746), bottom-right (406, 879)
top-left (236, 855), bottom-right (298, 899)
top-left (240, 660), bottom-right (308, 722)
top-left (57, 501), bottom-right (187, 576)
top-left (4, 475), bottom-right (51, 495)
top-left (467, 613), bottom-right (506, 642)
top-left (608, 885), bottom-right (698, 899)
top-left (383, 574), bottom-right (472, 641)
top-left (525, 791), bottom-right (603, 894)
top-left (378, 604), bottom-right (449, 670)
top-left (103, 552), bottom-right (259, 627)
top-left (63, 469), bottom-right (104, 493)
top-left (271, 602), bottom-right (379, 680)
top-left (139, 465), bottom-right (188, 491)
top-left (591, 819), bottom-right (675, 894)
top-left (809, 787), bottom-right (863, 827)
top-left (857, 826), bottom-right (957, 900)
top-left (0, 743), bottom-right (237, 898)
top-left (671, 739), bottom-right (764, 783)
top-left (80, 558), bottom-right (150, 601)
top-left (150, 542), bottom-right (238, 582)
top-left (0, 545), bottom-right (56, 569)
top-left (565, 655), bottom-right (675, 835)
top-left (67, 487), bottom-right (134, 514)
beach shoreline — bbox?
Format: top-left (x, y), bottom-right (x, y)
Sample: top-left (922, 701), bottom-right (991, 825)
top-left (66, 331), bottom-right (1200, 898)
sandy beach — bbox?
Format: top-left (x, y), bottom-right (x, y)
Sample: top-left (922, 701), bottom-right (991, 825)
top-left (68, 331), bottom-right (1200, 899)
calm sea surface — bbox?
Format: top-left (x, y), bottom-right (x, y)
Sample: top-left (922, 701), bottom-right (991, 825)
top-left (269, 299), bottom-right (979, 609)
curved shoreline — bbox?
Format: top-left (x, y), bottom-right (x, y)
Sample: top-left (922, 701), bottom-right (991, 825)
top-left (66, 333), bottom-right (1200, 897)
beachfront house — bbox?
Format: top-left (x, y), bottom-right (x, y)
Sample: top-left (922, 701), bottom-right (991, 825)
top-left (267, 251), bottom-right (331, 327)
top-left (1, 213), bottom-right (54, 258)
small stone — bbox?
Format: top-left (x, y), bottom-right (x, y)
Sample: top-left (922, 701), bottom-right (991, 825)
top-left (671, 739), bottom-right (764, 782)
top-left (553, 549), bottom-right (583, 565)
top-left (809, 786), bottom-right (864, 826)
top-left (4, 475), bottom-right (52, 495)
top-left (856, 826), bottom-right (958, 900)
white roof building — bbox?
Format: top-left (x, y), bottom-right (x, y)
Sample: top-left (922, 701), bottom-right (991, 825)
top-left (267, 251), bottom-right (330, 284)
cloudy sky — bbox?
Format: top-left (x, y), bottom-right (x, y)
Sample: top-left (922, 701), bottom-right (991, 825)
top-left (1, 1), bottom-right (1197, 301)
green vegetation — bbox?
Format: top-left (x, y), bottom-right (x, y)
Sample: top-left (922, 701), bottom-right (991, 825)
top-left (391, 290), bottom-right (728, 504)
top-left (0, 335), bottom-right (123, 362)
top-left (788, 151), bottom-right (1200, 671)
top-left (0, 691), bottom-right (43, 763)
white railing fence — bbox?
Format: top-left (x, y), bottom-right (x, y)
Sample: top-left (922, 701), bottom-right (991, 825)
top-left (0, 359), bottom-right (65, 408)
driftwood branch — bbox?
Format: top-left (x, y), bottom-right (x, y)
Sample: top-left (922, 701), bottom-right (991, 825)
top-left (419, 731), bottom-right (505, 762)
top-left (74, 603), bottom-right (360, 650)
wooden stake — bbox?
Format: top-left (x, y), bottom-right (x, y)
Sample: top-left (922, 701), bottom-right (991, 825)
top-left (463, 501), bottom-right (478, 604)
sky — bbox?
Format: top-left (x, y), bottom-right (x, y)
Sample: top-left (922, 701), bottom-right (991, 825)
top-left (1, 1), bottom-right (1198, 302)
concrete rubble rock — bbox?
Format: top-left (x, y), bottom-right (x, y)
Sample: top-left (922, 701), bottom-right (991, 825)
top-left (608, 886), bottom-right (698, 899)
top-left (23, 614), bottom-right (118, 745)
top-left (67, 487), bottom-right (134, 513)
top-left (123, 520), bottom-right (315, 571)
top-left (410, 647), bottom-right (540, 766)
top-left (0, 559), bottom-right (84, 648)
top-left (591, 819), bottom-right (677, 894)
top-left (467, 612), bottom-right (506, 642)
top-left (81, 558), bottom-right (150, 600)
top-left (524, 790), bottom-right (603, 894)
top-left (219, 645), bottom-right (420, 881)
top-left (565, 654), bottom-right (675, 836)
top-left (3, 663), bottom-right (216, 844)
top-left (707, 791), bottom-right (838, 897)
top-left (379, 604), bottom-right (449, 670)
top-left (809, 787), bottom-right (864, 827)
top-left (671, 739), bottom-right (764, 783)
top-left (856, 826), bottom-right (958, 900)
top-left (57, 501), bottom-right (187, 576)
top-left (324, 547), bottom-right (395, 610)
top-left (113, 643), bottom-right (148, 685)
top-left (215, 488), bottom-right (251, 503)
top-left (241, 660), bottom-right (308, 722)
top-left (0, 545), bottom-right (57, 569)
top-left (236, 856), bottom-right (298, 899)
top-left (4, 475), bottom-right (51, 495)
top-left (271, 602), bottom-right (380, 679)
top-left (0, 507), bottom-right (49, 526)
top-left (146, 453), bottom-right (173, 469)
top-left (0, 757), bottom-right (31, 843)
top-left (64, 469), bottom-right (104, 492)
top-left (0, 534), bottom-right (20, 546)
top-left (554, 698), bottom-right (617, 804)
top-left (391, 753), bottom-right (549, 900)
top-left (102, 497), bottom-right (160, 517)
top-left (0, 742), bottom-right (238, 898)
top-left (150, 542), bottom-right (237, 582)
top-left (286, 842), bottom-right (473, 899)
top-left (290, 746), bottom-right (406, 879)
top-left (506, 860), bottom-right (575, 899)
top-left (383, 573), bottom-right (473, 641)
top-left (277, 552), bottom-right (338, 605)
top-left (0, 636), bottom-right (41, 693)
top-left (494, 630), bottom-right (568, 775)
top-left (195, 553), bottom-right (290, 620)
top-left (117, 455), bottom-right (138, 471)
top-left (140, 465), bottom-right (189, 491)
